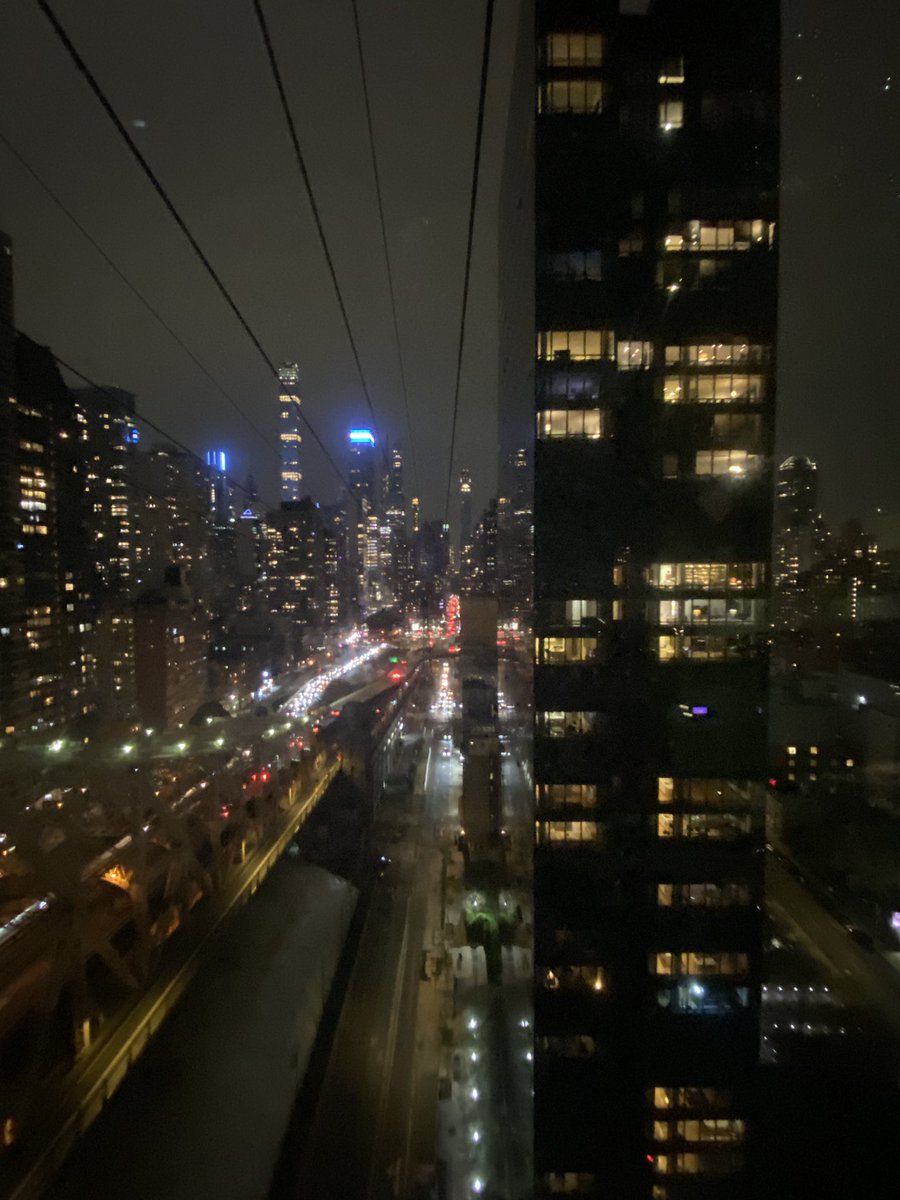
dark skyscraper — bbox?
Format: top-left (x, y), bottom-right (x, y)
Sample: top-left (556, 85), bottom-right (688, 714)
top-left (533, 3), bottom-right (778, 1195)
top-left (774, 455), bottom-right (819, 628)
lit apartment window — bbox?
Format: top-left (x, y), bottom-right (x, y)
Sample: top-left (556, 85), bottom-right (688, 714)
top-left (658, 633), bottom-right (756, 662)
top-left (617, 340), bottom-right (653, 370)
top-left (538, 783), bottom-right (598, 809)
top-left (665, 342), bottom-right (769, 367)
top-left (539, 710), bottom-right (597, 736)
top-left (659, 56), bottom-right (685, 84)
top-left (653, 1151), bottom-right (744, 1177)
top-left (693, 449), bottom-right (762, 477)
top-left (648, 562), bottom-right (765, 590)
top-left (658, 778), bottom-right (760, 808)
top-left (565, 599), bottom-right (597, 623)
top-left (537, 637), bottom-right (599, 664)
top-left (654, 1119), bottom-right (745, 1145)
top-left (654, 952), bottom-right (748, 977)
top-left (544, 965), bottom-right (606, 991)
top-left (666, 219), bottom-right (774, 251)
top-left (659, 99), bottom-right (684, 129)
top-left (545, 32), bottom-right (603, 67)
top-left (664, 374), bottom-right (765, 403)
top-left (539, 79), bottom-right (604, 114)
top-left (657, 811), bottom-right (753, 839)
top-left (653, 1087), bottom-right (733, 1112)
top-left (657, 882), bottom-right (752, 909)
top-left (537, 409), bottom-right (604, 439)
top-left (537, 820), bottom-right (601, 844)
top-left (655, 596), bottom-right (760, 625)
top-left (537, 330), bottom-right (615, 361)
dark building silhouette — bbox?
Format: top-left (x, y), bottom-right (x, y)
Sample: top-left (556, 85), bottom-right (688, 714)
top-left (774, 456), bottom-right (820, 628)
top-left (532, 2), bottom-right (778, 1195)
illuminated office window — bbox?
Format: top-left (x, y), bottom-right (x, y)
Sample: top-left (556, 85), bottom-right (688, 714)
top-left (665, 342), bottom-right (770, 367)
top-left (617, 340), bottom-right (653, 370)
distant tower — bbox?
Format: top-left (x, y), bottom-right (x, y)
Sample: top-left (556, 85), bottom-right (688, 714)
top-left (459, 468), bottom-right (473, 560)
top-left (278, 362), bottom-right (302, 503)
top-left (410, 496), bottom-right (421, 535)
top-left (390, 444), bottom-right (404, 498)
top-left (205, 449), bottom-right (231, 521)
top-left (775, 456), bottom-right (818, 575)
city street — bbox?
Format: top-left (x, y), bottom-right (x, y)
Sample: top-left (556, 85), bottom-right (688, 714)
top-left (283, 652), bottom-right (534, 1200)
top-left (768, 853), bottom-right (900, 1047)
top-left (280, 666), bottom-right (456, 1199)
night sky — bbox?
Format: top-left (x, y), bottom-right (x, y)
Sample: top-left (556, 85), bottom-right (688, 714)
top-left (2, 1), bottom-right (900, 527)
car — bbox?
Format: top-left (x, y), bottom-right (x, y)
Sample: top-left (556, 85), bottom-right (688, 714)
top-left (847, 926), bottom-right (876, 952)
top-left (375, 854), bottom-right (391, 877)
top-left (442, 745), bottom-right (452, 758)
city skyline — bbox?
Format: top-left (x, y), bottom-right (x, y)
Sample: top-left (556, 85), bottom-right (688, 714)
top-left (3, 1), bottom-right (900, 521)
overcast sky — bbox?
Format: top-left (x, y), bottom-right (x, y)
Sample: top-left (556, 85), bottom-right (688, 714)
top-left (2, 0), bottom-right (900, 527)
top-left (1, 0), bottom-right (521, 520)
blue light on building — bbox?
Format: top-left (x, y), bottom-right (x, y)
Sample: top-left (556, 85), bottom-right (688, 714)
top-left (349, 428), bottom-right (376, 446)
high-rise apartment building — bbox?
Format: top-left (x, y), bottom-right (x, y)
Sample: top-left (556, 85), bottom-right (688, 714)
top-left (278, 362), bottom-right (303, 504)
top-left (267, 497), bottom-right (325, 657)
top-left (532, 3), bottom-right (778, 1195)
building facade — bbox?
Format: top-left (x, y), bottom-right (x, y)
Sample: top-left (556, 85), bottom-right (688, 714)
top-left (532, 3), bottom-right (778, 1195)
